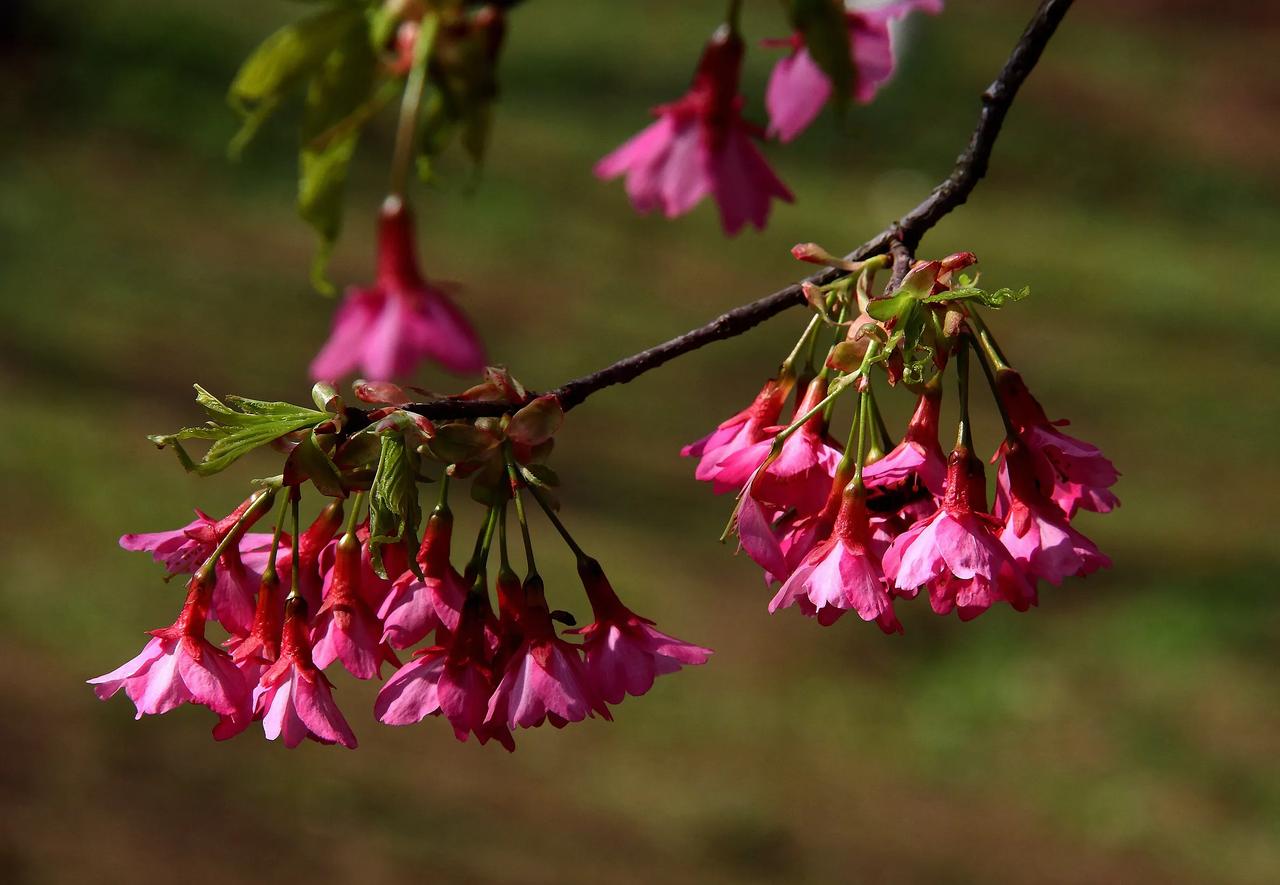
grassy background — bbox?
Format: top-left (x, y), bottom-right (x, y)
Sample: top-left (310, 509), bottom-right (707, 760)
top-left (3, 0), bottom-right (1279, 882)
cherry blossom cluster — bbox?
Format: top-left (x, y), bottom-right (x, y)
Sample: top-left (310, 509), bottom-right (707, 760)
top-left (91, 376), bottom-right (710, 750)
top-left (686, 246), bottom-right (1117, 629)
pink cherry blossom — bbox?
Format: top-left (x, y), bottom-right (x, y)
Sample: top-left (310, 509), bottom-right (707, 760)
top-left (570, 557), bottom-right (712, 704)
top-left (764, 0), bottom-right (943, 142)
top-left (378, 508), bottom-right (466, 648)
top-left (377, 593), bottom-right (515, 750)
top-left (995, 368), bottom-right (1120, 517)
top-left (253, 599), bottom-right (358, 749)
top-left (486, 576), bottom-right (611, 730)
top-left (310, 195), bottom-right (486, 381)
top-left (883, 448), bottom-right (1036, 620)
top-left (715, 377), bottom-right (842, 513)
top-left (89, 573), bottom-right (251, 739)
top-left (864, 389), bottom-right (947, 498)
top-left (683, 377), bottom-right (792, 488)
top-left (119, 495), bottom-right (274, 575)
top-left (311, 533), bottom-right (400, 679)
top-left (770, 486), bottom-right (901, 632)
top-left (595, 28), bottom-right (793, 235)
top-left (996, 443), bottom-right (1111, 585)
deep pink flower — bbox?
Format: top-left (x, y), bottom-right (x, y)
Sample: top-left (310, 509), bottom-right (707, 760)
top-left (770, 485), bottom-right (901, 632)
top-left (715, 377), bottom-right (843, 513)
top-left (996, 443), bottom-right (1111, 585)
top-left (486, 576), bottom-right (611, 730)
top-left (764, 0), bottom-right (943, 142)
top-left (595, 28), bottom-right (793, 235)
top-left (253, 599), bottom-right (358, 749)
top-left (378, 507), bottom-right (466, 649)
top-left (376, 592), bottom-right (515, 751)
top-left (864, 389), bottom-right (947, 498)
top-left (88, 572), bottom-right (251, 739)
top-left (225, 567), bottom-right (286, 688)
top-left (120, 495), bottom-right (273, 573)
top-left (310, 196), bottom-right (486, 381)
top-left (883, 448), bottom-right (1036, 619)
top-left (995, 368), bottom-right (1120, 517)
top-left (569, 557), bottom-right (712, 704)
top-left (683, 377), bottom-right (792, 488)
top-left (311, 532), bottom-right (400, 679)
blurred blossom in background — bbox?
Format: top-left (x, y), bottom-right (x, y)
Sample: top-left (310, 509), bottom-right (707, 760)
top-left (2, 1), bottom-right (1279, 883)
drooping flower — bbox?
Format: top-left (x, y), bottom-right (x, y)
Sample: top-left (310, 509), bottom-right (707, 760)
top-left (994, 368), bottom-right (1120, 517)
top-left (376, 592), bottom-right (515, 751)
top-left (311, 532), bottom-right (400, 679)
top-left (569, 557), bottom-right (712, 704)
top-left (595, 27), bottom-right (793, 235)
top-left (225, 566), bottom-right (286, 688)
top-left (243, 501), bottom-right (344, 614)
top-left (682, 377), bottom-right (793, 488)
top-left (715, 377), bottom-right (843, 513)
top-left (88, 571), bottom-right (251, 739)
top-left (770, 484), bottom-right (901, 631)
top-left (379, 506), bottom-right (467, 649)
top-left (310, 195), bottom-right (486, 381)
top-left (253, 598), bottom-right (358, 749)
top-left (763, 0), bottom-right (943, 142)
top-left (883, 447), bottom-right (1036, 619)
top-left (486, 575), bottom-right (612, 730)
top-left (863, 388), bottom-right (947, 498)
top-left (119, 495), bottom-right (267, 574)
top-left (996, 442), bottom-right (1111, 585)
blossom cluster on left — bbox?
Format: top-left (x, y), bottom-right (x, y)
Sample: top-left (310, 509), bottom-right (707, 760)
top-left (92, 374), bottom-right (710, 750)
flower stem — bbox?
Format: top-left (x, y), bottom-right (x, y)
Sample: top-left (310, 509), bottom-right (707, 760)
top-left (196, 488), bottom-right (277, 582)
top-left (388, 12), bottom-right (439, 199)
top-left (525, 482), bottom-right (588, 562)
top-left (955, 340), bottom-right (974, 451)
top-left (504, 451), bottom-right (539, 577)
top-left (264, 490), bottom-right (291, 576)
top-left (967, 331), bottom-right (1019, 440)
top-left (342, 491), bottom-right (366, 536)
top-left (287, 487), bottom-right (302, 601)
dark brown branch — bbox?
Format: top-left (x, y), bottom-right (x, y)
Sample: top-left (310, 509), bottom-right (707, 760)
top-left (407, 0), bottom-right (1073, 421)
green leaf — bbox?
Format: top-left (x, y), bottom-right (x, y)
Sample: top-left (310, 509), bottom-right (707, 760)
top-left (865, 292), bottom-right (913, 323)
top-left (285, 429), bottom-right (346, 496)
top-left (298, 19), bottom-right (378, 291)
top-left (367, 432), bottom-right (422, 578)
top-left (228, 5), bottom-right (365, 154)
top-left (922, 285), bottom-right (1030, 308)
top-left (150, 386), bottom-right (326, 477)
top-left (787, 0), bottom-right (854, 110)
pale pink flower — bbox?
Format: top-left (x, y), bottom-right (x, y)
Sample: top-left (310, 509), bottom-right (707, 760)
top-left (377, 592), bottom-right (515, 750)
top-left (486, 576), bottom-right (611, 730)
top-left (310, 196), bottom-right (486, 381)
top-left (595, 28), bottom-right (793, 235)
top-left (119, 495), bottom-right (273, 574)
top-left (311, 533), bottom-right (400, 679)
top-left (883, 448), bottom-right (1036, 619)
top-left (764, 0), bottom-right (943, 142)
top-left (864, 389), bottom-right (947, 498)
top-left (770, 486), bottom-right (901, 632)
top-left (996, 443), bottom-right (1111, 585)
top-left (570, 558), bottom-right (712, 704)
top-left (683, 377), bottom-right (792, 488)
top-left (253, 599), bottom-right (358, 749)
top-left (88, 573), bottom-right (251, 739)
top-left (995, 368), bottom-right (1120, 517)
top-left (378, 508), bottom-right (466, 649)
top-left (714, 377), bottom-right (842, 513)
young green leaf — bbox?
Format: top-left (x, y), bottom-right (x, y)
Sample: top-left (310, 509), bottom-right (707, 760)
top-left (368, 432), bottom-right (422, 577)
top-left (150, 386), bottom-right (327, 477)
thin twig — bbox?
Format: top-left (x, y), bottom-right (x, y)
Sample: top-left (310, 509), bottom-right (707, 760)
top-left (405, 0), bottom-right (1073, 421)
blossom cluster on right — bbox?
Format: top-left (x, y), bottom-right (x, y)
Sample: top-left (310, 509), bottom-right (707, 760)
top-left (687, 246), bottom-right (1116, 628)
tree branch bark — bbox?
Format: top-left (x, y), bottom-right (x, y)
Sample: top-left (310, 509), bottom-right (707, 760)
top-left (405, 0), bottom-right (1073, 421)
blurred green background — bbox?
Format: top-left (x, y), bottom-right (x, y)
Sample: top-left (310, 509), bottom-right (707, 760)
top-left (3, 0), bottom-right (1279, 882)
